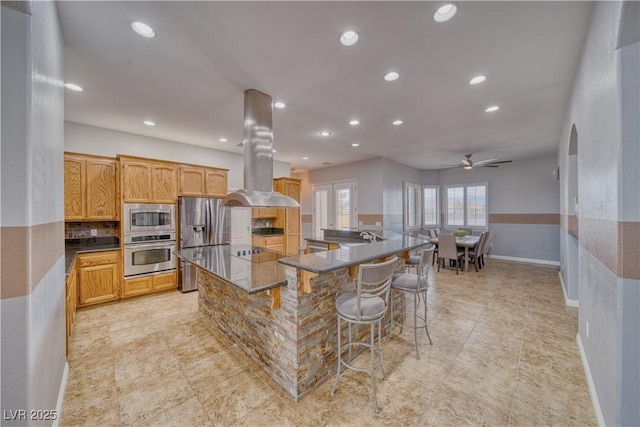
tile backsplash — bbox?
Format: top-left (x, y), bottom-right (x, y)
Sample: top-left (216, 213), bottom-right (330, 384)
top-left (65, 222), bottom-right (119, 239)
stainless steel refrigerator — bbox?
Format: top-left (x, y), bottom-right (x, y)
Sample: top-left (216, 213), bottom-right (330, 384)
top-left (178, 197), bottom-right (231, 292)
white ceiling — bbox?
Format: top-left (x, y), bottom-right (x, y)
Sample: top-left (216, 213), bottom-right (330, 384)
top-left (57, 1), bottom-right (592, 171)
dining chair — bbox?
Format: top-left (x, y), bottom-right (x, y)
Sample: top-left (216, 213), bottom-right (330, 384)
top-left (331, 257), bottom-right (398, 413)
top-left (387, 246), bottom-right (435, 359)
top-left (434, 228), bottom-right (441, 237)
top-left (480, 231), bottom-right (491, 268)
top-left (468, 231), bottom-right (487, 272)
top-left (437, 234), bottom-right (464, 275)
top-left (425, 231), bottom-right (438, 265)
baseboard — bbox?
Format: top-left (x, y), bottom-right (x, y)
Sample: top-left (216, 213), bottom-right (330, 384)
top-left (559, 271), bottom-right (579, 307)
top-left (490, 254), bottom-right (560, 267)
top-left (577, 334), bottom-right (606, 427)
top-left (54, 362), bottom-right (69, 427)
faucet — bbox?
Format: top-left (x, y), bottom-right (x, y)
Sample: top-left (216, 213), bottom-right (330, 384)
top-left (360, 231), bottom-right (377, 242)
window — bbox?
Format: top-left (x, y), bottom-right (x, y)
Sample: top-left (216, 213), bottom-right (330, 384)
top-left (444, 183), bottom-right (488, 228)
top-left (403, 182), bottom-right (421, 231)
top-left (313, 181), bottom-right (357, 237)
top-left (422, 186), bottom-right (440, 227)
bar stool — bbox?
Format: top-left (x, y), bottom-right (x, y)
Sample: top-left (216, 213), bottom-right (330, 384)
top-left (387, 246), bottom-right (435, 359)
top-left (331, 256), bottom-right (399, 413)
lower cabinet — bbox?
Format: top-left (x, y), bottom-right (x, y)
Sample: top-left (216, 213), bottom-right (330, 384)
top-left (65, 261), bottom-right (78, 355)
top-left (122, 271), bottom-right (177, 298)
top-left (77, 251), bottom-right (120, 307)
top-left (252, 235), bottom-right (285, 253)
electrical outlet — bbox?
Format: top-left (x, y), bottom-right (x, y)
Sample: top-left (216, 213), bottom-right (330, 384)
top-left (358, 221), bottom-right (363, 225)
top-left (586, 321), bottom-right (589, 338)
top-left (376, 221), bottom-right (382, 226)
top-left (90, 228), bottom-right (98, 237)
top-left (489, 243), bottom-right (494, 248)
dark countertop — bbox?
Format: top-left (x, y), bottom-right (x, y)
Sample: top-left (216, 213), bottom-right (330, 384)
top-left (175, 244), bottom-right (287, 293)
top-left (252, 227), bottom-right (284, 236)
top-left (280, 234), bottom-right (431, 274)
top-left (65, 237), bottom-right (120, 277)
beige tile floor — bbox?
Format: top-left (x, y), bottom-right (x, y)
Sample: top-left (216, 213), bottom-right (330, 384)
top-left (61, 259), bottom-right (596, 426)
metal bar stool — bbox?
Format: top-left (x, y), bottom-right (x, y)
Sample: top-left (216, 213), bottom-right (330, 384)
top-left (387, 246), bottom-right (435, 359)
top-left (331, 256), bottom-right (399, 413)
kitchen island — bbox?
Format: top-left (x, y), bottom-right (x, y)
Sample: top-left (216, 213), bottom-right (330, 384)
top-left (176, 235), bottom-right (430, 401)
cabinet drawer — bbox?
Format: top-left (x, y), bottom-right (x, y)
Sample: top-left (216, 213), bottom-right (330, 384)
top-left (122, 276), bottom-right (154, 297)
top-left (154, 272), bottom-right (176, 290)
top-left (78, 250), bottom-right (120, 267)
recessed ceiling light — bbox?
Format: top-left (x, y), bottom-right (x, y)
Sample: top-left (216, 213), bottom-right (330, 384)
top-left (469, 75), bottom-right (487, 85)
top-left (340, 30), bottom-right (359, 46)
top-left (485, 105), bottom-right (500, 113)
top-left (433, 3), bottom-right (458, 23)
top-left (64, 83), bottom-right (84, 92)
top-left (302, 156), bottom-right (309, 160)
top-left (384, 72), bottom-right (400, 82)
top-left (131, 21), bottom-right (156, 38)
top-left (349, 120), bottom-right (360, 126)
top-left (143, 120), bottom-right (156, 127)
top-left (320, 131), bottom-right (332, 137)
top-left (393, 120), bottom-right (403, 125)
top-left (351, 143), bottom-right (360, 147)
top-left (272, 149), bottom-right (277, 153)
top-left (218, 137), bottom-right (228, 142)
top-left (274, 102), bottom-right (286, 109)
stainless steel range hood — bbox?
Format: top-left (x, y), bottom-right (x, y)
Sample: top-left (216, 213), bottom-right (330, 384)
top-left (221, 89), bottom-right (300, 208)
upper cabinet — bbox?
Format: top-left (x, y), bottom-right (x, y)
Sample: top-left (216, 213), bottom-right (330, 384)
top-left (274, 177), bottom-right (301, 203)
top-left (64, 153), bottom-right (118, 221)
top-left (178, 165), bottom-right (228, 198)
top-left (120, 156), bottom-right (177, 203)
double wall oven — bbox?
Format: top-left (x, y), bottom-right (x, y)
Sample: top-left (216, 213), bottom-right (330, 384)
top-left (123, 204), bottom-right (177, 278)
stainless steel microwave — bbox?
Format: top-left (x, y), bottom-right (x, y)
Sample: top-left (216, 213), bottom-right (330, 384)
top-left (124, 203), bottom-right (176, 236)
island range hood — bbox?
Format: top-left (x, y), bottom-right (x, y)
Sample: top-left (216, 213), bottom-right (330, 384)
top-left (221, 89), bottom-right (300, 208)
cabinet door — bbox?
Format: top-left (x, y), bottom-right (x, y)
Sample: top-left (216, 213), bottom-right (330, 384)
top-left (286, 234), bottom-right (301, 255)
top-left (64, 155), bottom-right (85, 220)
top-left (287, 208), bottom-right (300, 234)
top-left (266, 242), bottom-right (285, 252)
top-left (284, 180), bottom-right (301, 202)
top-left (153, 164), bottom-right (177, 203)
top-left (86, 158), bottom-right (118, 219)
top-left (179, 166), bottom-right (205, 196)
top-left (78, 263), bottom-right (119, 305)
top-left (205, 169), bottom-right (227, 197)
top-left (122, 160), bottom-right (152, 203)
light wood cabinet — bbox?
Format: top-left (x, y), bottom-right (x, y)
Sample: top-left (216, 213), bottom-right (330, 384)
top-left (120, 156), bottom-right (177, 203)
top-left (252, 208), bottom-right (278, 219)
top-left (273, 178), bottom-right (302, 255)
top-left (205, 168), bottom-right (227, 197)
top-left (252, 235), bottom-right (284, 253)
top-left (178, 165), bottom-right (228, 197)
top-left (65, 260), bottom-right (78, 355)
top-left (64, 153), bottom-right (118, 220)
top-left (122, 271), bottom-right (177, 298)
top-left (77, 250), bottom-right (120, 307)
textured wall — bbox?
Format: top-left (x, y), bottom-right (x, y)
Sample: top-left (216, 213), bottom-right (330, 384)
top-left (64, 121), bottom-right (291, 190)
top-left (557, 1), bottom-right (639, 425)
top-left (1, 2), bottom-right (66, 424)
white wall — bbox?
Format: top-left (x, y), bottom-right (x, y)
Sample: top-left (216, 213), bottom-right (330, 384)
top-left (64, 122), bottom-right (291, 190)
top-left (1, 2), bottom-right (67, 423)
top-left (381, 158), bottom-right (422, 232)
top-left (557, 2), bottom-right (639, 425)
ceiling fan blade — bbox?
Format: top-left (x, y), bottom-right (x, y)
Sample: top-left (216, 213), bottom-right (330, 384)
top-left (487, 160), bottom-right (513, 164)
top-left (480, 165), bottom-right (500, 168)
top-left (472, 158), bottom-right (499, 166)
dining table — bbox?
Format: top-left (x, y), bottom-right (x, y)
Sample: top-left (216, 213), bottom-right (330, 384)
top-left (429, 235), bottom-right (481, 272)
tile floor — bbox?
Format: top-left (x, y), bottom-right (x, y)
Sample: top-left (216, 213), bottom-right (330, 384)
top-left (61, 259), bottom-right (596, 426)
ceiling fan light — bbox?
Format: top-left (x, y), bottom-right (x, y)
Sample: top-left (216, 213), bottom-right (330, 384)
top-left (463, 165), bottom-right (473, 170)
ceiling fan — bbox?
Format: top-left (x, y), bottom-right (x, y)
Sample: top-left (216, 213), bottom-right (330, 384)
top-left (440, 154), bottom-right (512, 170)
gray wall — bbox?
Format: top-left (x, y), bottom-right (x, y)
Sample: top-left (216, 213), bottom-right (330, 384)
top-left (557, 1), bottom-right (640, 424)
top-left (1, 2), bottom-right (67, 423)
top-left (426, 156), bottom-right (561, 263)
top-left (64, 122), bottom-right (292, 190)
